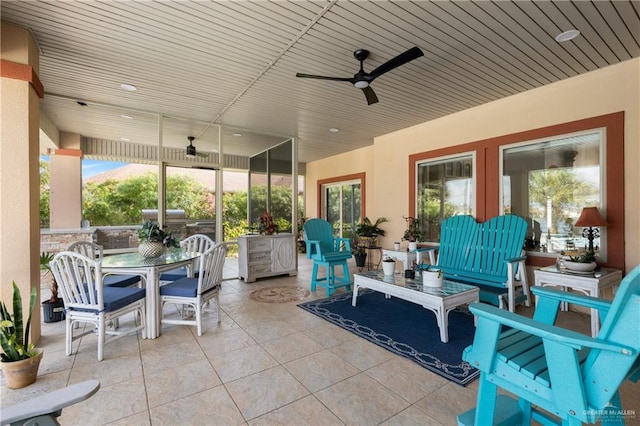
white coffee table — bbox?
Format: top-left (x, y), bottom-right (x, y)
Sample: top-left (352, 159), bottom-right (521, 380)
top-left (352, 270), bottom-right (479, 343)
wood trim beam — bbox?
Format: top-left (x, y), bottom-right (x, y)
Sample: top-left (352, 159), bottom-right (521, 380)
top-left (0, 59), bottom-right (44, 98)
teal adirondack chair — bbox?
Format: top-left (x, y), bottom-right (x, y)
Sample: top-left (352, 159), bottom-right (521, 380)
top-left (420, 215), bottom-right (530, 311)
top-left (303, 218), bottom-right (352, 296)
top-left (458, 264), bottom-right (640, 426)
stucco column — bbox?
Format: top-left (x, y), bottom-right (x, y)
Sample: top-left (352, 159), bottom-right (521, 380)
top-left (50, 132), bottom-right (83, 229)
top-left (0, 22), bottom-right (43, 340)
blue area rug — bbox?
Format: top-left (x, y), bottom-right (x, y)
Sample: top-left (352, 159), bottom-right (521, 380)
top-left (298, 290), bottom-right (479, 386)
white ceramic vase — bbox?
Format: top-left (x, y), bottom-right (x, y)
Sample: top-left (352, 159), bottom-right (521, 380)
top-left (408, 242), bottom-right (418, 252)
top-left (423, 269), bottom-right (443, 287)
top-left (382, 260), bottom-right (396, 276)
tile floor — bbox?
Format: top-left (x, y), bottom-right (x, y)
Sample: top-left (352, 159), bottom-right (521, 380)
top-left (1, 255), bottom-right (638, 425)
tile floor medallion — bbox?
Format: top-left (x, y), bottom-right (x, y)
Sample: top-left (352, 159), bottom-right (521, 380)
top-left (249, 286), bottom-right (311, 303)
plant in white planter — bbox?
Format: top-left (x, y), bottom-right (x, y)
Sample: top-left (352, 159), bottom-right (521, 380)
top-left (563, 249), bottom-right (597, 272)
top-left (402, 216), bottom-right (424, 251)
top-left (382, 257), bottom-right (396, 276)
top-left (422, 268), bottom-right (443, 287)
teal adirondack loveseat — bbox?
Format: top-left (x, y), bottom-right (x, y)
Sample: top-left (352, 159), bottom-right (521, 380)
top-left (420, 215), bottom-right (530, 312)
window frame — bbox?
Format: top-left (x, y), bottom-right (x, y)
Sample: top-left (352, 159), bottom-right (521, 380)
top-left (408, 112), bottom-right (625, 271)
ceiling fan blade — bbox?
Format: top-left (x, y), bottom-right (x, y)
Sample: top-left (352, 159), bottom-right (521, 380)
top-left (362, 86), bottom-right (379, 105)
top-left (196, 152), bottom-right (209, 158)
top-left (368, 46), bottom-right (424, 80)
top-left (296, 73), bottom-right (351, 82)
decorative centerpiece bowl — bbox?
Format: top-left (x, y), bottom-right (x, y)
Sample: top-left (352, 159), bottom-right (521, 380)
top-left (138, 241), bottom-right (165, 258)
top-left (137, 221), bottom-right (179, 258)
top-left (563, 261), bottom-right (597, 272)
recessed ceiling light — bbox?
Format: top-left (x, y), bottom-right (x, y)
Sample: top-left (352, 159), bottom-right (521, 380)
top-left (120, 83), bottom-right (138, 91)
top-left (120, 114), bottom-right (134, 119)
top-left (232, 133), bottom-right (242, 137)
top-left (555, 29), bottom-right (580, 43)
top-left (120, 137), bottom-right (131, 142)
top-left (329, 128), bottom-right (339, 133)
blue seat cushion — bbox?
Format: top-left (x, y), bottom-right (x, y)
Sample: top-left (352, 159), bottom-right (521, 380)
top-left (103, 274), bottom-right (140, 288)
top-left (159, 268), bottom-right (201, 281)
top-left (72, 286), bottom-right (145, 313)
top-left (159, 278), bottom-right (219, 298)
top-left (160, 277), bottom-right (199, 297)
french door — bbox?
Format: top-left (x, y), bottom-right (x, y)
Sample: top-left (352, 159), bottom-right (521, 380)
top-left (322, 180), bottom-right (361, 238)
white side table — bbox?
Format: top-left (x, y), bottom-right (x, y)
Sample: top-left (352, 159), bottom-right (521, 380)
top-left (381, 249), bottom-right (417, 271)
top-left (533, 265), bottom-right (622, 337)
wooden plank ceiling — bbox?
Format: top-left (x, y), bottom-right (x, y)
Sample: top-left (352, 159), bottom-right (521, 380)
top-left (2, 1), bottom-right (638, 164)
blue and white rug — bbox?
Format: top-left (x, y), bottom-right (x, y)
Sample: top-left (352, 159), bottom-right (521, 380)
top-left (298, 289), bottom-right (479, 386)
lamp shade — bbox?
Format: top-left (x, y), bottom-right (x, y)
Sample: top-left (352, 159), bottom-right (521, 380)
top-left (575, 207), bottom-right (607, 227)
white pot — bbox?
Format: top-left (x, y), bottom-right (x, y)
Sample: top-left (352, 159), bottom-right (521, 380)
top-left (408, 242), bottom-right (418, 252)
top-left (564, 261), bottom-right (597, 272)
top-left (382, 260), bottom-right (396, 276)
top-left (423, 269), bottom-right (443, 287)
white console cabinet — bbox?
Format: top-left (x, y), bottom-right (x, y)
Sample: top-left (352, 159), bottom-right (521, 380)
top-left (238, 234), bottom-right (297, 283)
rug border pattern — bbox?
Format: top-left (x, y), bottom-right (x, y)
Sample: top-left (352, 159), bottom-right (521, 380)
top-left (298, 290), bottom-right (478, 386)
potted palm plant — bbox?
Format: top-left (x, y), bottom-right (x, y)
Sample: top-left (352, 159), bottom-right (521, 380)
top-left (40, 252), bottom-right (64, 323)
top-left (355, 217), bottom-right (388, 248)
top-left (1, 282), bottom-right (43, 389)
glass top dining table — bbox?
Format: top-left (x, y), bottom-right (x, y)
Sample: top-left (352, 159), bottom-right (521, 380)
top-left (102, 249), bottom-right (200, 339)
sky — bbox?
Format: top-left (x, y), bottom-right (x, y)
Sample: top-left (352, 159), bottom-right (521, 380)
top-left (41, 156), bottom-right (127, 178)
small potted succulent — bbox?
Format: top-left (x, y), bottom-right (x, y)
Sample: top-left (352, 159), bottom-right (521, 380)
top-left (422, 268), bottom-right (443, 287)
top-left (1, 282), bottom-right (43, 389)
top-left (137, 220), bottom-right (179, 258)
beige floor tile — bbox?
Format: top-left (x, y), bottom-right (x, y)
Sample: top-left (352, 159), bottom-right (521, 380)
top-left (225, 366), bottom-right (309, 421)
top-left (381, 405), bottom-right (444, 426)
top-left (283, 350), bottom-right (359, 393)
top-left (261, 332), bottom-right (324, 363)
top-left (69, 351), bottom-right (143, 388)
top-left (144, 359), bottom-right (221, 408)
top-left (243, 318), bottom-right (301, 344)
top-left (60, 376), bottom-right (148, 425)
top-left (210, 344), bottom-right (279, 383)
top-left (248, 395), bottom-right (343, 426)
top-left (149, 385), bottom-right (245, 426)
top-left (140, 338), bottom-right (207, 374)
top-left (228, 307), bottom-right (281, 328)
top-left (365, 356), bottom-right (449, 403)
top-left (315, 373), bottom-right (410, 426)
top-left (198, 327), bottom-right (258, 357)
top-left (106, 410), bottom-right (151, 426)
top-left (413, 381), bottom-right (479, 425)
top-left (329, 337), bottom-right (395, 371)
top-left (303, 323), bottom-right (357, 348)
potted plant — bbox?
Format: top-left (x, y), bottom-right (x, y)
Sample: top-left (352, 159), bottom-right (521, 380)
top-left (258, 211), bottom-right (278, 235)
top-left (1, 282), bottom-right (43, 389)
top-left (137, 220), bottom-right (179, 258)
top-left (355, 217), bottom-right (388, 248)
top-left (352, 240), bottom-right (367, 268)
top-left (402, 216), bottom-right (424, 251)
top-left (382, 256), bottom-right (396, 276)
top-left (562, 249), bottom-right (597, 272)
top-left (40, 252), bottom-right (64, 323)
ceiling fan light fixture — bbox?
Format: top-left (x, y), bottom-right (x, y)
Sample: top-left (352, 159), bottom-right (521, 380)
top-left (186, 144), bottom-right (197, 158)
top-left (353, 80), bottom-right (369, 89)
top-left (555, 29), bottom-right (580, 42)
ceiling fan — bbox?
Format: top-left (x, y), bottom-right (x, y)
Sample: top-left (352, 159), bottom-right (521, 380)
top-left (296, 46), bottom-right (424, 105)
top-left (185, 136), bottom-right (209, 158)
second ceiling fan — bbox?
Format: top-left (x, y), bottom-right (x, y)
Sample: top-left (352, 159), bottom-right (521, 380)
top-left (185, 136), bottom-right (209, 158)
top-left (296, 46), bottom-right (424, 105)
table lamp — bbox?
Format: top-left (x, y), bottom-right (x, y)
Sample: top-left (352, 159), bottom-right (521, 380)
top-left (575, 207), bottom-right (607, 252)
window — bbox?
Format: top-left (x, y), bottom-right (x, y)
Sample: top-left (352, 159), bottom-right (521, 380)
top-left (416, 154), bottom-right (474, 242)
top-left (322, 180), bottom-right (361, 238)
top-left (501, 130), bottom-right (604, 258)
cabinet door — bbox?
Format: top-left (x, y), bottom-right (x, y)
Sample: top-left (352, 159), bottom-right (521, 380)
top-left (272, 236), bottom-right (296, 272)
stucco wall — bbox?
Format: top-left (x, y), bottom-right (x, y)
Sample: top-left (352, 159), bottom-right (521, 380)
top-left (306, 58), bottom-right (640, 271)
